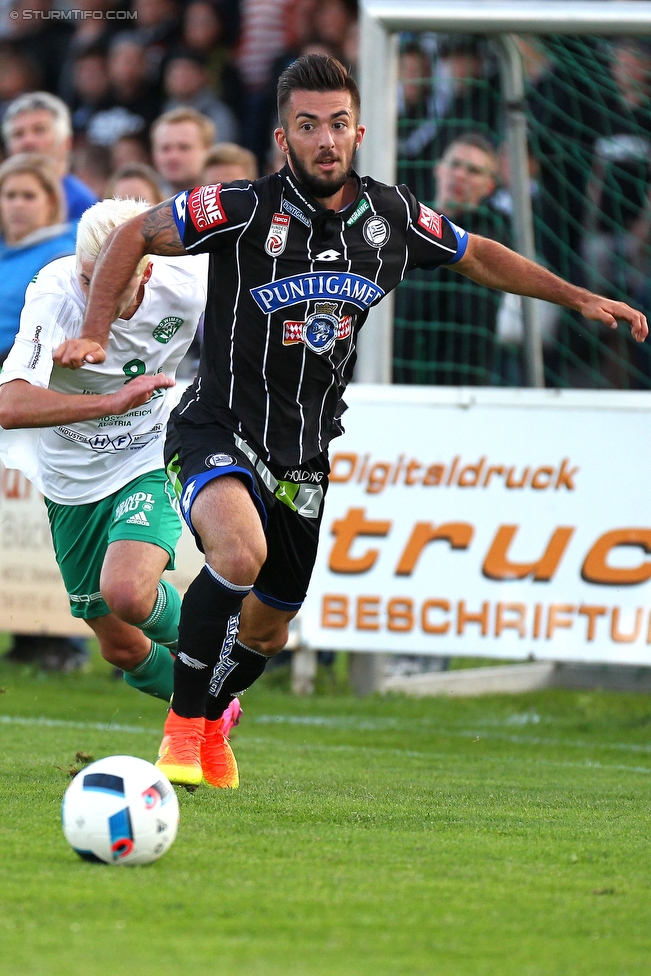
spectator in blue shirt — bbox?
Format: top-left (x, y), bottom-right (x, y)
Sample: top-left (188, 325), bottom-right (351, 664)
top-left (0, 152), bottom-right (77, 363)
top-left (1, 91), bottom-right (98, 222)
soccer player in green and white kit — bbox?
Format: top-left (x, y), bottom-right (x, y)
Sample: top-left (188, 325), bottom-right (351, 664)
top-left (0, 199), bottom-right (220, 712)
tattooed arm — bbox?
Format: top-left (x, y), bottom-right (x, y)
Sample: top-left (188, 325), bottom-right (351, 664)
top-left (54, 200), bottom-right (187, 369)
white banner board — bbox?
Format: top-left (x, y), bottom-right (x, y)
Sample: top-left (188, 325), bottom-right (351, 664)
top-left (0, 460), bottom-right (203, 636)
top-left (301, 386), bottom-right (651, 665)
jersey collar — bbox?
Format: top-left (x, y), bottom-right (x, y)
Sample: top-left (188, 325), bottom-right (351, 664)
top-left (280, 163), bottom-right (363, 223)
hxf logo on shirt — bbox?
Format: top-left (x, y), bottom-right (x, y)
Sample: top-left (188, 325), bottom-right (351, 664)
top-left (417, 203), bottom-right (443, 238)
top-left (188, 184), bottom-right (227, 230)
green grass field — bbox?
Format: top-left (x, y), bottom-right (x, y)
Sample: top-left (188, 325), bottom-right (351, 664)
top-left (1, 646), bottom-right (651, 976)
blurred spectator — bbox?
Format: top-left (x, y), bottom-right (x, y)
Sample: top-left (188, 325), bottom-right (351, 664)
top-left (397, 42), bottom-right (434, 195)
top-left (202, 142), bottom-right (258, 183)
top-left (238, 0), bottom-right (292, 164)
top-left (106, 162), bottom-right (166, 205)
top-left (0, 153), bottom-right (75, 361)
top-left (181, 1), bottom-right (245, 121)
top-left (398, 36), bottom-right (502, 202)
top-left (312, 0), bottom-right (357, 52)
top-left (3, 0), bottom-right (72, 94)
top-left (111, 133), bottom-right (151, 171)
top-left (163, 49), bottom-right (239, 144)
top-left (133, 0), bottom-right (181, 81)
top-left (2, 92), bottom-right (98, 220)
top-left (71, 144), bottom-right (112, 200)
top-left (0, 49), bottom-right (40, 124)
top-left (583, 39), bottom-right (651, 302)
top-left (394, 133), bottom-right (511, 386)
top-left (151, 106), bottom-right (214, 194)
top-left (85, 33), bottom-right (162, 147)
top-left (67, 46), bottom-right (112, 138)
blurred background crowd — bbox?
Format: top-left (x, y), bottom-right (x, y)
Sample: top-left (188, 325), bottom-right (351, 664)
top-left (1, 0), bottom-right (651, 673)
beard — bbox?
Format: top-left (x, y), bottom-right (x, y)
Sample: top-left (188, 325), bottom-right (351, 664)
top-left (286, 138), bottom-right (356, 200)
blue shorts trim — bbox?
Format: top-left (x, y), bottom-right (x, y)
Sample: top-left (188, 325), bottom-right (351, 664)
top-left (253, 587), bottom-right (303, 612)
top-left (179, 465), bottom-right (268, 538)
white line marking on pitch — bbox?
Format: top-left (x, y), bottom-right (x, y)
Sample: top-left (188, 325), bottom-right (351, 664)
top-left (0, 715), bottom-right (158, 734)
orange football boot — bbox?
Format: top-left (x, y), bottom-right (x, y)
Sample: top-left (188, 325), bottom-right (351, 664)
top-left (155, 711), bottom-right (204, 787)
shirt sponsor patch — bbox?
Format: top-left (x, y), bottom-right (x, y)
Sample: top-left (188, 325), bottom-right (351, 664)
top-left (251, 272), bottom-right (384, 314)
top-left (188, 184), bottom-right (227, 231)
top-left (417, 203), bottom-right (443, 238)
top-left (282, 199), bottom-right (310, 226)
top-left (265, 212), bottom-right (291, 257)
top-left (346, 198), bottom-right (370, 227)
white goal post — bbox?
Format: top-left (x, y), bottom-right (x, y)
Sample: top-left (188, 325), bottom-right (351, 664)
top-left (355, 0), bottom-right (651, 387)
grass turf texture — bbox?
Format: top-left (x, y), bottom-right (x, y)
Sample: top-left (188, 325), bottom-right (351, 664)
top-left (1, 646), bottom-right (651, 975)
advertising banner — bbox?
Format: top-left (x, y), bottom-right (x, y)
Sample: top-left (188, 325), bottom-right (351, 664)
top-left (300, 386), bottom-right (651, 665)
top-left (0, 460), bottom-right (203, 636)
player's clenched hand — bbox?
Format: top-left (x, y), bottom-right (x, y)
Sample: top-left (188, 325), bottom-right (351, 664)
top-left (578, 296), bottom-right (648, 343)
top-left (108, 374), bottom-right (175, 415)
top-left (53, 338), bottom-right (107, 369)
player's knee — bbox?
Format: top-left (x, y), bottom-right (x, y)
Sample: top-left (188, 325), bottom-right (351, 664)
top-left (205, 541), bottom-right (267, 588)
top-left (102, 581), bottom-right (154, 625)
top-left (243, 622), bottom-right (289, 657)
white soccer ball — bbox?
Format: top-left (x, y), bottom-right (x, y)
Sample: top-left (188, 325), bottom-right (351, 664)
top-left (61, 755), bottom-right (179, 865)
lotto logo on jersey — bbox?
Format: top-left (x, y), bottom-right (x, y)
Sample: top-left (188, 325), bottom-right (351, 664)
top-left (188, 184), bottom-right (227, 230)
top-left (417, 203), bottom-right (443, 238)
top-left (265, 213), bottom-right (291, 256)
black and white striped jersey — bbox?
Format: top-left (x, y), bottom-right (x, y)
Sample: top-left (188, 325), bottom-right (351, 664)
top-left (171, 163), bottom-right (467, 465)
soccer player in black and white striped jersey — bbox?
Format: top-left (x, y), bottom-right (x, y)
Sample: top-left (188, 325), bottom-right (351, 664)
top-left (54, 55), bottom-right (648, 788)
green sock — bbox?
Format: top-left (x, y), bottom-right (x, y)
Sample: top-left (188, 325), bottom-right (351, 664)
top-left (123, 642), bottom-right (175, 701)
top-left (140, 580), bottom-right (180, 647)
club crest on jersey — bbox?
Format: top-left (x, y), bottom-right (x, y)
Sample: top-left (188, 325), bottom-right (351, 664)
top-left (417, 203), bottom-right (443, 238)
top-left (363, 215), bottom-right (390, 247)
top-left (265, 212), bottom-right (291, 256)
top-left (188, 184), bottom-right (227, 230)
top-left (152, 316), bottom-right (183, 343)
top-left (283, 302), bottom-right (351, 355)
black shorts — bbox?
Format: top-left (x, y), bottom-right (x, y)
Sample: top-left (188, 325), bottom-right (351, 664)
top-left (165, 417), bottom-right (329, 611)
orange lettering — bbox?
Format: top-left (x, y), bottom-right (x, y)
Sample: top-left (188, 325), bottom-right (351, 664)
top-left (330, 453), bottom-right (358, 483)
top-left (421, 599), bottom-right (451, 635)
top-left (395, 521), bottom-right (474, 576)
top-left (531, 466), bottom-right (554, 490)
top-left (357, 596), bottom-right (380, 630)
top-left (329, 508), bottom-right (391, 574)
top-left (495, 602), bottom-right (526, 638)
top-left (387, 598), bottom-right (414, 632)
top-left (483, 525), bottom-right (574, 581)
top-left (578, 605), bottom-right (607, 642)
top-left (582, 529), bottom-right (651, 585)
top-left (457, 600), bottom-right (489, 636)
top-left (322, 594), bottom-right (349, 628)
top-left (546, 604), bottom-right (575, 639)
top-left (611, 607), bottom-right (643, 643)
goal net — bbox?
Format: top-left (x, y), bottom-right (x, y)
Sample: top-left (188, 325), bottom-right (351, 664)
top-left (368, 13), bottom-right (651, 389)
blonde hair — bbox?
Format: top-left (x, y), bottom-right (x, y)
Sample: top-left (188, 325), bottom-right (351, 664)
top-left (76, 197), bottom-right (151, 275)
top-left (0, 152), bottom-right (65, 231)
top-left (151, 107), bottom-right (215, 149)
top-left (202, 142), bottom-right (258, 181)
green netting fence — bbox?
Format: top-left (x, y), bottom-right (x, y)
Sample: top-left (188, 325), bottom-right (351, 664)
top-left (394, 34), bottom-right (651, 389)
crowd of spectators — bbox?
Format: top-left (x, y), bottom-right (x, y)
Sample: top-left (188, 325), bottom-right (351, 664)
top-left (1, 4), bottom-right (647, 393)
top-left (395, 32), bottom-right (651, 389)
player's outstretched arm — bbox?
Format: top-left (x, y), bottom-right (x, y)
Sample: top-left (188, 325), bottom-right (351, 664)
top-left (454, 234), bottom-right (648, 342)
top-left (53, 200), bottom-right (187, 369)
top-left (0, 374), bottom-right (175, 429)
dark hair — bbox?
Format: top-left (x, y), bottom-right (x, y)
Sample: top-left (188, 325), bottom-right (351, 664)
top-left (277, 54), bottom-right (360, 127)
